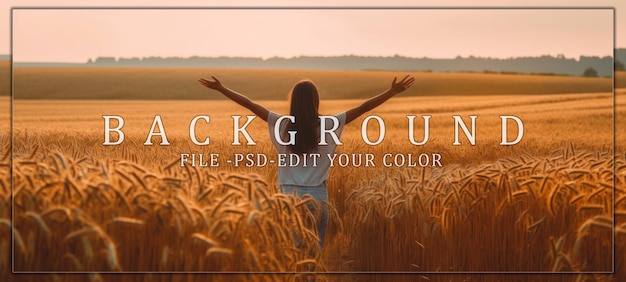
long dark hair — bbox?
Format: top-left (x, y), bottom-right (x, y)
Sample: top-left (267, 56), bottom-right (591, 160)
top-left (285, 79), bottom-right (320, 154)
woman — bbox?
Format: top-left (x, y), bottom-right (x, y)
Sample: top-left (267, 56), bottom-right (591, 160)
top-left (198, 75), bottom-right (415, 249)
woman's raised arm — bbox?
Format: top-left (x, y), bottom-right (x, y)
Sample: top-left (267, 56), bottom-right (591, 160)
top-left (345, 75), bottom-right (415, 124)
top-left (198, 76), bottom-right (270, 122)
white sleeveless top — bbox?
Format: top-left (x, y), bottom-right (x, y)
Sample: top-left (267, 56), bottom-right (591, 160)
top-left (268, 111), bottom-right (347, 187)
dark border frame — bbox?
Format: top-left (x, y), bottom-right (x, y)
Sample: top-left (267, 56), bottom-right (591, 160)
top-left (10, 6), bottom-right (617, 275)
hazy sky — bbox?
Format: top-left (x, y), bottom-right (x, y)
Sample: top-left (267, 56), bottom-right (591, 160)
top-left (2, 0), bottom-right (622, 62)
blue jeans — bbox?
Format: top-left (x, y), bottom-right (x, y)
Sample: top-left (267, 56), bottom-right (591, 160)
top-left (281, 183), bottom-right (329, 249)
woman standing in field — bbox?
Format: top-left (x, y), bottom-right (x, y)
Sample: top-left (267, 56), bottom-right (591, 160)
top-left (198, 75), bottom-right (415, 249)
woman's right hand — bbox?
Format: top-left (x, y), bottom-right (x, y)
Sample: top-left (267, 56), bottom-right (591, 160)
top-left (389, 75), bottom-right (415, 94)
top-left (198, 76), bottom-right (224, 91)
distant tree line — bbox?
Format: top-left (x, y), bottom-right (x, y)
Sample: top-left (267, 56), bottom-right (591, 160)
top-left (84, 53), bottom-right (620, 77)
top-left (616, 59), bottom-right (625, 71)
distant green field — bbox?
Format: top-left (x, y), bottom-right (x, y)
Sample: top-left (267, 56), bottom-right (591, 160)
top-left (9, 65), bottom-right (614, 100)
top-left (0, 60), bottom-right (8, 96)
top-left (618, 71), bottom-right (626, 88)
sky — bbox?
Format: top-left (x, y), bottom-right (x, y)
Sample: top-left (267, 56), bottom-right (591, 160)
top-left (1, 0), bottom-right (623, 62)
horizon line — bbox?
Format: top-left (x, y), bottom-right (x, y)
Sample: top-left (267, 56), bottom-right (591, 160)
top-left (6, 51), bottom-right (624, 64)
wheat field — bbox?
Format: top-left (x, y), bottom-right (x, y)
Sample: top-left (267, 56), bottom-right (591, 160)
top-left (11, 66), bottom-right (614, 100)
top-left (1, 67), bottom-right (625, 281)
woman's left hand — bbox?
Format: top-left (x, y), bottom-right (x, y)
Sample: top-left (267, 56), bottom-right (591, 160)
top-left (198, 76), bottom-right (224, 91)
